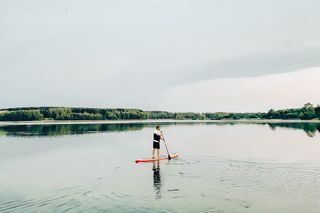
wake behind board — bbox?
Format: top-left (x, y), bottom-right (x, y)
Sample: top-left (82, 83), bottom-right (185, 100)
top-left (135, 153), bottom-right (178, 163)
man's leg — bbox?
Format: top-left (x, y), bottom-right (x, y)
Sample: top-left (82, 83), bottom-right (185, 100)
top-left (152, 148), bottom-right (155, 159)
top-left (157, 148), bottom-right (160, 160)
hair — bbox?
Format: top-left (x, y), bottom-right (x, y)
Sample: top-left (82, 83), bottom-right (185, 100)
top-left (156, 125), bottom-right (160, 129)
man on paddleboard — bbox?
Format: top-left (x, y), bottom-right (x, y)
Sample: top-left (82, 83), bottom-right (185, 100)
top-left (152, 126), bottom-right (164, 160)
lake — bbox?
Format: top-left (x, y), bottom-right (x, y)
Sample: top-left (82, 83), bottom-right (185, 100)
top-left (0, 121), bottom-right (320, 213)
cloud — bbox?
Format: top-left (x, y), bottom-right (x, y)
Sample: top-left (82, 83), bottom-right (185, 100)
top-left (161, 67), bottom-right (320, 112)
top-left (1, 0), bottom-right (320, 109)
top-left (180, 48), bottom-right (320, 85)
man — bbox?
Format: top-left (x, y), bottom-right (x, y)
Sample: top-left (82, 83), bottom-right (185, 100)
top-left (152, 125), bottom-right (163, 160)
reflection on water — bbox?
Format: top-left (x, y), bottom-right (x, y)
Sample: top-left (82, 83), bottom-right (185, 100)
top-left (152, 162), bottom-right (161, 199)
top-left (0, 121), bottom-right (320, 212)
top-left (0, 121), bottom-right (319, 137)
top-left (268, 122), bottom-right (320, 137)
top-left (0, 123), bottom-right (145, 137)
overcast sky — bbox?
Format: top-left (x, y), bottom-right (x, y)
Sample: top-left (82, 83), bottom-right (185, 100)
top-left (1, 0), bottom-right (320, 112)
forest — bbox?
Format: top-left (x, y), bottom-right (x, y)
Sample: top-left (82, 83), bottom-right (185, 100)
top-left (0, 103), bottom-right (319, 121)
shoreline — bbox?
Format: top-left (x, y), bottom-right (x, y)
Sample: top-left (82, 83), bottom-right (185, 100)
top-left (0, 119), bottom-right (319, 126)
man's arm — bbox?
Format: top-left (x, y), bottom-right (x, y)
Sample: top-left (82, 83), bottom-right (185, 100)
top-left (160, 131), bottom-right (164, 140)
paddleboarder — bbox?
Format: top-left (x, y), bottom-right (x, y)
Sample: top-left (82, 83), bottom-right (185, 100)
top-left (152, 126), bottom-right (163, 160)
top-left (135, 125), bottom-right (175, 163)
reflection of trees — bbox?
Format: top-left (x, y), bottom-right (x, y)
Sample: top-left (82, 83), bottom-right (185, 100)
top-left (0, 121), bottom-right (319, 138)
top-left (0, 124), bottom-right (146, 137)
top-left (204, 121), bottom-right (320, 137)
top-left (267, 123), bottom-right (320, 137)
top-left (0, 122), bottom-right (229, 137)
top-left (0, 129), bottom-right (5, 136)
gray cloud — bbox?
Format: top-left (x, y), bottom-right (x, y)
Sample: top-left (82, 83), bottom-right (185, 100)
top-left (180, 48), bottom-right (320, 84)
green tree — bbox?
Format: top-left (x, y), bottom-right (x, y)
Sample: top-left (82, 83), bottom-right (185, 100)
top-left (315, 105), bottom-right (320, 118)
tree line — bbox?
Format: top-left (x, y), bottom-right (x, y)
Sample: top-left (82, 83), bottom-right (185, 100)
top-left (0, 103), bottom-right (319, 121)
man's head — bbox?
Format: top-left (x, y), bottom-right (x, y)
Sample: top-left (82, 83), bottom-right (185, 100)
top-left (156, 125), bottom-right (160, 131)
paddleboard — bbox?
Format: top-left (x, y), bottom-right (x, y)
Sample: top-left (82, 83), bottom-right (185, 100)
top-left (135, 153), bottom-right (178, 163)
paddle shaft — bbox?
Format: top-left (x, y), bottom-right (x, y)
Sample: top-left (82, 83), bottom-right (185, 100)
top-left (162, 136), bottom-right (171, 160)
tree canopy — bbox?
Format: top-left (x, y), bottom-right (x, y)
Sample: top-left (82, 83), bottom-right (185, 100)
top-left (0, 104), bottom-right (319, 121)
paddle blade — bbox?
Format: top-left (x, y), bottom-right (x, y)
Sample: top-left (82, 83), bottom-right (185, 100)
top-left (168, 155), bottom-right (171, 160)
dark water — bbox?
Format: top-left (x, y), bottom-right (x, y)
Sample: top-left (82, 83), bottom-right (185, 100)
top-left (0, 121), bottom-right (320, 213)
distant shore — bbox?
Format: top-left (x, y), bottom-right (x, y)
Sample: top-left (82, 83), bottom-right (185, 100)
top-left (1, 105), bottom-right (319, 122)
top-left (0, 119), bottom-right (319, 126)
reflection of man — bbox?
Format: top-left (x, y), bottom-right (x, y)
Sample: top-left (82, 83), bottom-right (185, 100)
top-left (153, 161), bottom-right (161, 199)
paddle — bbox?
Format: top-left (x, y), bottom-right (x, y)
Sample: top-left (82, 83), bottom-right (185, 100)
top-left (161, 131), bottom-right (171, 160)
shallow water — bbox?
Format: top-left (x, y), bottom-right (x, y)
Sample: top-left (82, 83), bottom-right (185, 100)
top-left (0, 121), bottom-right (320, 213)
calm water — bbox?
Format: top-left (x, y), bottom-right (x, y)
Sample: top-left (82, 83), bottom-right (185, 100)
top-left (0, 121), bottom-right (320, 213)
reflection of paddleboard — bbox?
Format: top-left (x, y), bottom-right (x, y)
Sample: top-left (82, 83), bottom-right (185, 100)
top-left (135, 153), bottom-right (179, 163)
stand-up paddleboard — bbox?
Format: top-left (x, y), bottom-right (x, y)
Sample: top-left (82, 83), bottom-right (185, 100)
top-left (135, 153), bottom-right (178, 163)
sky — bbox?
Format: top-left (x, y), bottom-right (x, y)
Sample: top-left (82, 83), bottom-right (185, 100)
top-left (1, 0), bottom-right (320, 112)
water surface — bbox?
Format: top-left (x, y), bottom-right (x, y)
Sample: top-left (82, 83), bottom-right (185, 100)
top-left (1, 121), bottom-right (320, 213)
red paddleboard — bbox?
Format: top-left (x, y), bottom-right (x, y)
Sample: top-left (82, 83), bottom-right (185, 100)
top-left (135, 153), bottom-right (179, 163)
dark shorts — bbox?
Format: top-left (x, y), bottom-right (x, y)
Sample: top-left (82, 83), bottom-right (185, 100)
top-left (153, 141), bottom-right (160, 149)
